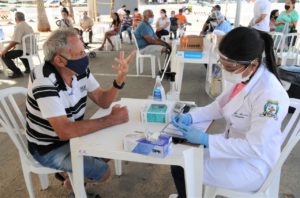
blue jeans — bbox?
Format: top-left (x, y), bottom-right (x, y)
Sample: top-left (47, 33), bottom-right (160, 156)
top-left (120, 25), bottom-right (132, 41)
top-left (31, 143), bottom-right (108, 181)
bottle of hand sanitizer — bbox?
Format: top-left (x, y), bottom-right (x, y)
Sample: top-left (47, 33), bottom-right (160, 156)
top-left (153, 76), bottom-right (166, 101)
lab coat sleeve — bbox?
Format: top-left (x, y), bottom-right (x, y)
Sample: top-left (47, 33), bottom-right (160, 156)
top-left (189, 100), bottom-right (223, 123)
top-left (208, 89), bottom-right (289, 163)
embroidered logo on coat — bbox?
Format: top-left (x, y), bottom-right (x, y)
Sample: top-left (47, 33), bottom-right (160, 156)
top-left (260, 100), bottom-right (279, 120)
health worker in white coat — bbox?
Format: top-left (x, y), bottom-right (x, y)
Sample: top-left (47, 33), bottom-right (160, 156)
top-left (170, 27), bottom-right (290, 198)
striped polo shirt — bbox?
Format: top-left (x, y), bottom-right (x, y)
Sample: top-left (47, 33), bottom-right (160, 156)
top-left (26, 61), bottom-right (99, 155)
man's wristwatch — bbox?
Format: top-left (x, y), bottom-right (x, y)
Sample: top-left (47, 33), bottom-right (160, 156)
top-left (113, 79), bottom-right (125, 89)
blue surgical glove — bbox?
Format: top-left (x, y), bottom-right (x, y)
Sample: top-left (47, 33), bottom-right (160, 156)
top-left (173, 119), bottom-right (209, 147)
top-left (171, 113), bottom-right (193, 126)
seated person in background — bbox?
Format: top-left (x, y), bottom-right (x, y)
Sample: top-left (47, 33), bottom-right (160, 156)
top-left (57, 8), bottom-right (73, 29)
top-left (0, 12), bottom-right (33, 78)
top-left (170, 10), bottom-right (178, 40)
top-left (269, 9), bottom-right (279, 32)
top-left (26, 28), bottom-right (135, 188)
top-left (200, 5), bottom-right (221, 36)
top-left (210, 10), bottom-right (232, 34)
top-left (98, 12), bottom-right (121, 51)
top-left (134, 10), bottom-right (171, 56)
top-left (79, 11), bottom-right (94, 43)
top-left (132, 8), bottom-right (142, 30)
top-left (120, 10), bottom-right (133, 44)
top-left (155, 9), bottom-right (170, 39)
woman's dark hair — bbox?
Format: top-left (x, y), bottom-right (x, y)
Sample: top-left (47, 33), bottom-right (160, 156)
top-left (125, 10), bottom-right (130, 15)
top-left (112, 12), bottom-right (121, 26)
top-left (161, 9), bottom-right (166, 14)
top-left (61, 7), bottom-right (69, 16)
top-left (219, 27), bottom-right (279, 80)
top-left (134, 8), bottom-right (138, 12)
top-left (270, 9), bottom-right (278, 19)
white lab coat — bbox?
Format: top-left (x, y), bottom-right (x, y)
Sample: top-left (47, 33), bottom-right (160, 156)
top-left (190, 65), bottom-right (289, 192)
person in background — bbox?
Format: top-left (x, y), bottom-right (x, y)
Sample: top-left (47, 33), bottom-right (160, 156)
top-left (175, 8), bottom-right (187, 28)
top-left (134, 10), bottom-right (171, 56)
top-left (169, 27), bottom-right (289, 198)
top-left (210, 10), bottom-right (232, 34)
top-left (98, 12), bottom-right (121, 51)
top-left (120, 10), bottom-right (133, 44)
top-left (200, 5), bottom-right (222, 36)
top-left (59, 1), bottom-right (65, 12)
top-left (117, 5), bottom-right (127, 20)
top-left (250, 0), bottom-right (271, 32)
top-left (26, 28), bottom-right (136, 190)
top-left (269, 9), bottom-right (279, 32)
top-left (79, 11), bottom-right (94, 43)
top-left (275, 0), bottom-right (298, 33)
top-left (170, 10), bottom-right (178, 40)
top-left (57, 8), bottom-right (73, 29)
top-left (156, 9), bottom-right (170, 39)
top-left (0, 12), bottom-right (33, 78)
top-left (132, 8), bottom-right (142, 30)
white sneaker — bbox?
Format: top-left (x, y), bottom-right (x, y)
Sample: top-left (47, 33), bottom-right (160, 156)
top-left (168, 194), bottom-right (178, 198)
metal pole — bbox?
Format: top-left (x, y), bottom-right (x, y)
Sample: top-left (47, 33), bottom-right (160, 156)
top-left (234, 0), bottom-right (241, 27)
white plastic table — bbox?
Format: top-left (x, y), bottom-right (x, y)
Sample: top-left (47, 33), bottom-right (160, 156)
top-left (70, 98), bottom-right (205, 198)
top-left (170, 35), bottom-right (220, 95)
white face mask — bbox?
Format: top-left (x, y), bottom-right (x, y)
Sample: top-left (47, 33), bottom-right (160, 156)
top-left (222, 68), bottom-right (253, 84)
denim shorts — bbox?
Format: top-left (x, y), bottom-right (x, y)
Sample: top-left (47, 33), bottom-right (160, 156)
top-left (31, 143), bottom-right (108, 181)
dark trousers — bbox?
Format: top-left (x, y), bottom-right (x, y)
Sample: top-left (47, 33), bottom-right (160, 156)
top-left (79, 29), bottom-right (93, 43)
top-left (170, 29), bottom-right (177, 39)
top-left (156, 29), bottom-right (169, 39)
top-left (171, 165), bottom-right (187, 198)
top-left (1, 50), bottom-right (29, 74)
top-left (120, 25), bottom-right (132, 41)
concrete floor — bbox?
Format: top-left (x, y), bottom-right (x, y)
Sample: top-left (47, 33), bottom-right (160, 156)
top-left (0, 39), bottom-right (299, 198)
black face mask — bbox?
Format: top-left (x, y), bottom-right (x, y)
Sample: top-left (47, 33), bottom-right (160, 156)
top-left (274, 16), bottom-right (278, 20)
top-left (285, 5), bottom-right (290, 10)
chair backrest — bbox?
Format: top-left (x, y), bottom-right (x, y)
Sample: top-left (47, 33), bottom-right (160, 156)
top-left (258, 98), bottom-right (300, 192)
top-left (22, 33), bottom-right (39, 56)
top-left (0, 87), bottom-right (30, 163)
top-left (270, 31), bottom-right (284, 55)
top-left (279, 33), bottom-right (300, 64)
top-left (131, 30), bottom-right (141, 55)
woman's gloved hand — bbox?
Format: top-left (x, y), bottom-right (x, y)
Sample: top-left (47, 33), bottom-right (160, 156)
top-left (171, 113), bottom-right (193, 126)
top-left (173, 119), bottom-right (209, 147)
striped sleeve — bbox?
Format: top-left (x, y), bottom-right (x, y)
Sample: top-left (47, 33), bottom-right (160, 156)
top-left (32, 78), bottom-right (66, 119)
top-left (86, 72), bottom-right (100, 92)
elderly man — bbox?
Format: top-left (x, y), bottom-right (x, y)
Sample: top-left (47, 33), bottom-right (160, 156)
top-left (134, 10), bottom-right (171, 56)
top-left (0, 12), bottom-right (33, 78)
top-left (79, 11), bottom-right (94, 43)
top-left (26, 29), bottom-right (135, 187)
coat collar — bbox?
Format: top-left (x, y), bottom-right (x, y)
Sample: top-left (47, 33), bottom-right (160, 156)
top-left (220, 64), bottom-right (266, 116)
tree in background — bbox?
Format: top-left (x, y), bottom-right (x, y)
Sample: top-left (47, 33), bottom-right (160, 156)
top-left (37, 0), bottom-right (51, 32)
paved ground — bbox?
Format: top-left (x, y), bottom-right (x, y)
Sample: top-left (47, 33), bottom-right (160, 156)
top-left (0, 33), bottom-right (299, 198)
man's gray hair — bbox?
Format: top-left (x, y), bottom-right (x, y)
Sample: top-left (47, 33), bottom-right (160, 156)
top-left (15, 12), bottom-right (25, 21)
top-left (143, 9), bottom-right (152, 16)
top-left (43, 29), bottom-right (78, 61)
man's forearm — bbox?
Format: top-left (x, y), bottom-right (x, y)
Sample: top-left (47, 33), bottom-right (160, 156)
top-left (2, 42), bottom-right (16, 53)
top-left (58, 114), bottom-right (120, 140)
top-left (97, 85), bottom-right (119, 108)
top-left (255, 14), bottom-right (267, 24)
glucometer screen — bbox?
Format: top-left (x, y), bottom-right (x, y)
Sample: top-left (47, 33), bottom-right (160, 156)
top-left (172, 136), bottom-right (187, 144)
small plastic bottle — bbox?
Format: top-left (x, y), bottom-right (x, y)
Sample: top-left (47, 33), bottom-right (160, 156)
top-left (153, 76), bottom-right (166, 101)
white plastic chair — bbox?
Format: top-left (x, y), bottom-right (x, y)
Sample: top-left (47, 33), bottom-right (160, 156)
top-left (203, 98), bottom-right (300, 198)
top-left (270, 32), bottom-right (284, 56)
top-left (278, 32), bottom-right (300, 66)
top-left (92, 23), bottom-right (108, 42)
top-left (105, 34), bottom-right (122, 51)
top-left (132, 31), bottom-right (161, 78)
top-left (20, 33), bottom-right (42, 70)
top-left (0, 87), bottom-right (73, 198)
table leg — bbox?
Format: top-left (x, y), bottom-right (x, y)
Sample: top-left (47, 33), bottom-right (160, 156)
top-left (71, 143), bottom-right (87, 198)
top-left (183, 147), bottom-right (203, 198)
